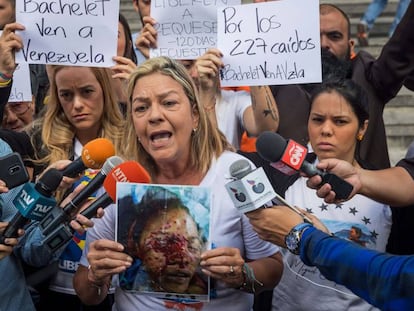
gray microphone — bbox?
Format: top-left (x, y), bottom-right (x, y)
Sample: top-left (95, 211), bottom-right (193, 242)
top-left (228, 158), bottom-right (313, 223)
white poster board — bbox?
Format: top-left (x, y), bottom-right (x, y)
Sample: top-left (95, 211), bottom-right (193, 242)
top-left (9, 63), bottom-right (32, 102)
top-left (15, 0), bottom-right (119, 67)
top-left (150, 0), bottom-right (241, 59)
top-left (217, 0), bottom-right (321, 86)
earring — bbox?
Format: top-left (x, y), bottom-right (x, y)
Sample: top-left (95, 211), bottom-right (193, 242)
top-left (192, 128), bottom-right (197, 133)
top-left (357, 134), bottom-right (363, 141)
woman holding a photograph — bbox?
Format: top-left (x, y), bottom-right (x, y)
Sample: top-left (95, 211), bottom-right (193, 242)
top-left (73, 56), bottom-right (283, 310)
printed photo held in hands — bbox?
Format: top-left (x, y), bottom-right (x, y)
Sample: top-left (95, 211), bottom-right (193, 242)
top-left (116, 183), bottom-right (211, 301)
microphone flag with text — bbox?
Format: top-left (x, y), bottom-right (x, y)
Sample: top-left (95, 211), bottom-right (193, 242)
top-left (40, 155), bottom-right (124, 236)
top-left (225, 159), bottom-right (276, 213)
top-left (226, 158), bottom-right (313, 223)
top-left (60, 138), bottom-right (115, 178)
top-left (0, 168), bottom-right (63, 244)
top-left (255, 131), bottom-right (353, 200)
top-left (42, 160), bottom-right (151, 253)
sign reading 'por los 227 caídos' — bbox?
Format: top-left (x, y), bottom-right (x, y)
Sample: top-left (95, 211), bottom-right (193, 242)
top-left (217, 0), bottom-right (321, 86)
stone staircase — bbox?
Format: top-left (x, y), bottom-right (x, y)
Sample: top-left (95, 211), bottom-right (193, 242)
top-left (325, 0), bottom-right (414, 166)
top-left (120, 0), bottom-right (414, 165)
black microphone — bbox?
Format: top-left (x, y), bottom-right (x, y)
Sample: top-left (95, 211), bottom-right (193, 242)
top-left (80, 161), bottom-right (151, 218)
top-left (42, 161), bottom-right (151, 253)
top-left (39, 156), bottom-right (124, 236)
top-left (256, 131), bottom-right (353, 200)
top-left (60, 138), bottom-right (115, 178)
top-left (0, 168), bottom-right (63, 244)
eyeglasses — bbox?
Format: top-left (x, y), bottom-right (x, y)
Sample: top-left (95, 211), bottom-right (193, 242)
top-left (3, 102), bottom-right (31, 117)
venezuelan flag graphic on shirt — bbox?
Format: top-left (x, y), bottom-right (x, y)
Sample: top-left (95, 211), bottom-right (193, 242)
top-left (58, 169), bottom-right (99, 273)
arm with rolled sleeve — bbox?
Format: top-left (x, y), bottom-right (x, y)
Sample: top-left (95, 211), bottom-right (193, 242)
top-left (300, 226), bottom-right (414, 310)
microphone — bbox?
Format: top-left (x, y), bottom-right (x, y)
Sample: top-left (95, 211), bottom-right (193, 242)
top-left (225, 159), bottom-right (277, 213)
top-left (42, 161), bottom-right (151, 252)
top-left (256, 131), bottom-right (353, 200)
top-left (61, 138), bottom-right (115, 178)
top-left (227, 159), bottom-right (313, 223)
top-left (80, 161), bottom-right (151, 218)
top-left (0, 168), bottom-right (63, 244)
top-left (39, 155), bottom-right (124, 236)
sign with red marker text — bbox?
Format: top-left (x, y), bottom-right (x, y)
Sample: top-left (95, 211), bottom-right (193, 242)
top-left (15, 0), bottom-right (119, 67)
top-left (217, 0), bottom-right (321, 86)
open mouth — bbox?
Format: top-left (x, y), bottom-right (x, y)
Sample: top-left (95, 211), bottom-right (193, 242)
top-left (150, 132), bottom-right (172, 142)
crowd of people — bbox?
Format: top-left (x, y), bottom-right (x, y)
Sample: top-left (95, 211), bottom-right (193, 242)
top-left (1, 0), bottom-right (414, 310)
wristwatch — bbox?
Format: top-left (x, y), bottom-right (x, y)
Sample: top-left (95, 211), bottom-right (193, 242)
top-left (285, 222), bottom-right (313, 255)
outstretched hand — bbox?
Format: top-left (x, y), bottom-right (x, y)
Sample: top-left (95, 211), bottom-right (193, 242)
top-left (306, 158), bottom-right (361, 203)
top-left (246, 206), bottom-right (329, 248)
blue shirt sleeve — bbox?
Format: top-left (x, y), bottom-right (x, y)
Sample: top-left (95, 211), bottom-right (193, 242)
top-left (300, 226), bottom-right (414, 310)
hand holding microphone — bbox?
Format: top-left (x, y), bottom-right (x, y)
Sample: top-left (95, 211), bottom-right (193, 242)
top-left (79, 160), bottom-right (151, 219)
top-left (42, 160), bottom-right (151, 253)
top-left (255, 131), bottom-right (354, 200)
top-left (226, 158), bottom-right (313, 223)
top-left (60, 138), bottom-right (115, 178)
top-left (0, 168), bottom-right (63, 244)
top-left (39, 155), bottom-right (124, 236)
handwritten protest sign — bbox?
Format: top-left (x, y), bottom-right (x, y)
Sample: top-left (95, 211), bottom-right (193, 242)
top-left (15, 0), bottom-right (119, 67)
top-left (0, 30), bottom-right (32, 102)
top-left (150, 0), bottom-right (240, 59)
top-left (9, 63), bottom-right (32, 102)
top-left (217, 0), bottom-right (321, 86)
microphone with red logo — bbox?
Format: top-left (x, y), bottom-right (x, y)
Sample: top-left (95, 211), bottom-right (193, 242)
top-left (42, 161), bottom-right (151, 252)
top-left (61, 138), bottom-right (115, 178)
top-left (80, 161), bottom-right (151, 218)
top-left (256, 131), bottom-right (353, 200)
top-left (40, 156), bottom-right (124, 236)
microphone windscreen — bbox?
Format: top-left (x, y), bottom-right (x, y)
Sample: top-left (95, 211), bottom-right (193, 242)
top-left (256, 131), bottom-right (288, 162)
top-left (101, 156), bottom-right (124, 175)
top-left (103, 161), bottom-right (151, 200)
top-left (81, 138), bottom-right (115, 169)
top-left (36, 168), bottom-right (63, 196)
top-left (229, 159), bottom-right (252, 179)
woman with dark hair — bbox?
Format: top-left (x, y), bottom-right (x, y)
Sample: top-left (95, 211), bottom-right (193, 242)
top-left (111, 13), bottom-right (138, 114)
top-left (266, 79), bottom-right (392, 311)
top-left (117, 13), bottom-right (137, 65)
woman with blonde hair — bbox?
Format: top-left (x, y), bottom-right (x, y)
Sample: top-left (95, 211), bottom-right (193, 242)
top-left (26, 65), bottom-right (125, 311)
top-left (74, 56), bottom-right (283, 310)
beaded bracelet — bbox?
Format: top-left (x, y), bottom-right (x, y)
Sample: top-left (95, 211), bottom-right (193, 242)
top-left (0, 71), bottom-right (12, 80)
top-left (238, 263), bottom-right (264, 293)
top-left (0, 78), bottom-right (11, 87)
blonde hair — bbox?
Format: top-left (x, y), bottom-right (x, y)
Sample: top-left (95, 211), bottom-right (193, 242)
top-left (29, 65), bottom-right (125, 169)
top-left (122, 56), bottom-right (232, 178)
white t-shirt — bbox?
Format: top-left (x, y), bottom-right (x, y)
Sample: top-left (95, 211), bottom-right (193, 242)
top-left (272, 176), bottom-right (392, 311)
top-left (80, 151), bottom-right (279, 311)
top-left (215, 90), bottom-right (251, 150)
